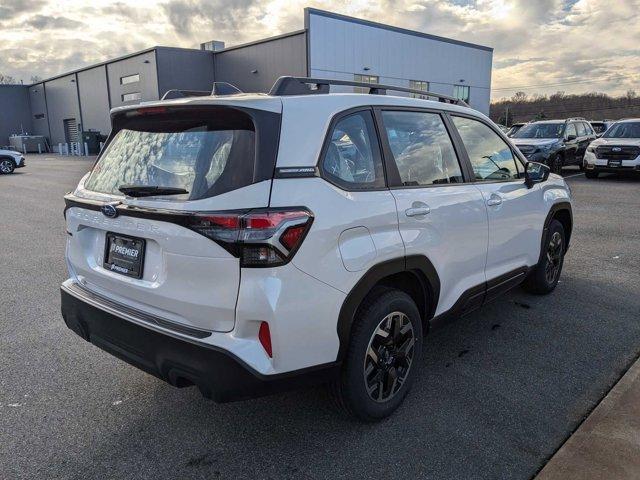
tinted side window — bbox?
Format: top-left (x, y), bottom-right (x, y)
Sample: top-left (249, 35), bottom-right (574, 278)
top-left (582, 122), bottom-right (594, 135)
top-left (381, 111), bottom-right (463, 186)
top-left (321, 110), bottom-right (385, 189)
top-left (576, 122), bottom-right (587, 136)
top-left (565, 123), bottom-right (577, 138)
top-left (452, 116), bottom-right (520, 181)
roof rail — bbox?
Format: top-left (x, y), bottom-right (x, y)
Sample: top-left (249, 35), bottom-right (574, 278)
top-left (211, 82), bottom-right (243, 96)
top-left (565, 117), bottom-right (587, 122)
top-left (269, 76), bottom-right (469, 107)
top-left (161, 89), bottom-right (210, 100)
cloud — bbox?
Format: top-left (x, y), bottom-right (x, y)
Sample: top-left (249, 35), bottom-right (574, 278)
top-left (162, 0), bottom-right (260, 37)
top-left (26, 15), bottom-right (81, 30)
top-left (0, 0), bottom-right (638, 100)
top-left (0, 0), bottom-right (45, 21)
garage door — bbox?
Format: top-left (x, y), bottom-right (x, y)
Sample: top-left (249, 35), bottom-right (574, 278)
top-left (63, 118), bottom-right (79, 144)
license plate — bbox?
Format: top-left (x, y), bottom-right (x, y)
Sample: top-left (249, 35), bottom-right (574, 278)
top-left (608, 160), bottom-right (622, 168)
top-left (103, 233), bottom-right (145, 279)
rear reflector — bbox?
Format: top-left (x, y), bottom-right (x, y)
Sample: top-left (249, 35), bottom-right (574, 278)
top-left (259, 322), bottom-right (272, 357)
top-left (187, 208), bottom-right (313, 267)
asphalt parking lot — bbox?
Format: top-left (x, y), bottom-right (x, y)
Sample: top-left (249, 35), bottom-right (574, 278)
top-left (1, 156), bottom-right (639, 480)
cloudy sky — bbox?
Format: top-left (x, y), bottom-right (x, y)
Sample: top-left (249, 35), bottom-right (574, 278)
top-left (1, 0), bottom-right (639, 99)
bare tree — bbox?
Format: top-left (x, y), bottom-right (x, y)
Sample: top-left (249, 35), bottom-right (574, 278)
top-left (30, 75), bottom-right (42, 84)
top-left (0, 73), bottom-right (17, 85)
top-left (511, 91), bottom-right (528, 102)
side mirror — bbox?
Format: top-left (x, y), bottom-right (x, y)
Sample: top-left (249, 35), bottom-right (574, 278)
top-left (525, 161), bottom-right (550, 188)
top-left (566, 134), bottom-right (577, 141)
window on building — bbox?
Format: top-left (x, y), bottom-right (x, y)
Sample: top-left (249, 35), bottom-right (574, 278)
top-left (34, 113), bottom-right (45, 119)
top-left (354, 74), bottom-right (379, 93)
top-left (321, 110), bottom-right (385, 189)
top-left (453, 85), bottom-right (470, 103)
top-left (382, 111), bottom-right (463, 186)
top-left (121, 92), bottom-right (142, 102)
top-left (452, 116), bottom-right (520, 181)
top-left (409, 80), bottom-right (429, 99)
top-left (120, 74), bottom-right (140, 85)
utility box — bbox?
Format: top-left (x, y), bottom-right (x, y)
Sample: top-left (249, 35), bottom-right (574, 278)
top-left (82, 130), bottom-right (105, 154)
top-left (9, 135), bottom-right (48, 153)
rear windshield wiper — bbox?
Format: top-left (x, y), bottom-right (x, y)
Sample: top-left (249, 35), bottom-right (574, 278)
top-left (118, 185), bottom-right (189, 197)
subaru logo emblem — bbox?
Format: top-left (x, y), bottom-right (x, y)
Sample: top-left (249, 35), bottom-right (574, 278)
top-left (101, 203), bottom-right (119, 218)
top-left (612, 147), bottom-right (621, 152)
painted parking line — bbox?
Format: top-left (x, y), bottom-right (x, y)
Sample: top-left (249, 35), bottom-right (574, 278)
top-left (563, 172), bottom-right (585, 179)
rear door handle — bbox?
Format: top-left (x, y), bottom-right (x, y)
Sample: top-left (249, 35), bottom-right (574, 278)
top-left (405, 206), bottom-right (431, 217)
top-left (486, 195), bottom-right (503, 207)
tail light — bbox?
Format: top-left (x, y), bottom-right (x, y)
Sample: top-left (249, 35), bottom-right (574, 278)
top-left (188, 208), bottom-right (313, 267)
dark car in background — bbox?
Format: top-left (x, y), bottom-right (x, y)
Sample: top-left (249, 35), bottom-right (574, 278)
top-left (510, 118), bottom-right (597, 173)
top-left (590, 120), bottom-right (615, 137)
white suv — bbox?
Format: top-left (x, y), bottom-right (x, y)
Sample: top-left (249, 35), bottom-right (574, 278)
top-left (61, 77), bottom-right (573, 420)
top-left (584, 118), bottom-right (640, 178)
top-left (0, 148), bottom-right (26, 174)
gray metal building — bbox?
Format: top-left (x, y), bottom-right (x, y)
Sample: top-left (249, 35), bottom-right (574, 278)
top-left (0, 8), bottom-right (492, 150)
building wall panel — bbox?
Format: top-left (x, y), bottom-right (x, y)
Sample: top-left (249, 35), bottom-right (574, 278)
top-left (44, 74), bottom-right (81, 146)
top-left (77, 65), bottom-right (111, 136)
top-left (28, 84), bottom-right (49, 139)
top-left (0, 86), bottom-right (33, 146)
top-left (307, 10), bottom-right (493, 114)
top-left (107, 51), bottom-right (159, 109)
top-left (156, 47), bottom-right (215, 98)
top-left (215, 32), bottom-right (307, 93)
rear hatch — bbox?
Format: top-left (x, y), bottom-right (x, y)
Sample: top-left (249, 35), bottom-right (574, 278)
top-left (65, 100), bottom-right (281, 334)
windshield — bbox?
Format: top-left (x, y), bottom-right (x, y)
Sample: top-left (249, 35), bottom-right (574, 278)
top-left (84, 108), bottom-right (260, 200)
top-left (513, 123), bottom-right (564, 139)
top-left (603, 122), bottom-right (640, 139)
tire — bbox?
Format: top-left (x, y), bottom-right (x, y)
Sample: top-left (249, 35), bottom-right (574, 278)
top-left (548, 154), bottom-right (563, 175)
top-left (329, 288), bottom-right (423, 421)
top-left (524, 219), bottom-right (565, 295)
top-left (585, 170), bottom-right (599, 179)
top-left (0, 158), bottom-right (15, 174)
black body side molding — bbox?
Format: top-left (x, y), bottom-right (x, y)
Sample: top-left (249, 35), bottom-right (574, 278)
top-left (335, 255), bottom-right (440, 361)
top-left (430, 266), bottom-right (530, 329)
top-left (540, 202), bottom-right (573, 261)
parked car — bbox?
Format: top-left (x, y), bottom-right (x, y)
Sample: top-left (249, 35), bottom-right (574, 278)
top-left (589, 120), bottom-right (615, 137)
top-left (0, 148), bottom-right (26, 174)
top-left (583, 118), bottom-right (640, 179)
top-left (60, 77), bottom-right (573, 421)
top-left (510, 118), bottom-right (597, 173)
top-left (506, 122), bottom-right (526, 137)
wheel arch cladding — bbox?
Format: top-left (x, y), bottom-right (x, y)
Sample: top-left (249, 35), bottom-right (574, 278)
top-left (542, 202), bottom-right (573, 259)
top-left (335, 255), bottom-right (440, 361)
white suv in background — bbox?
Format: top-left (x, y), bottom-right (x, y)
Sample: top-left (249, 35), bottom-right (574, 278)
top-left (61, 77), bottom-right (573, 420)
top-left (584, 119), bottom-right (640, 178)
top-left (0, 148), bottom-right (26, 174)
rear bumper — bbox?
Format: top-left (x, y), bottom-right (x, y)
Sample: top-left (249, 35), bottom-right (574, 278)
top-left (61, 284), bottom-right (339, 402)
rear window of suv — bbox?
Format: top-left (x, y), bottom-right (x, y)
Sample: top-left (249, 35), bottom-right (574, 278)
top-left (84, 106), bottom-right (279, 200)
